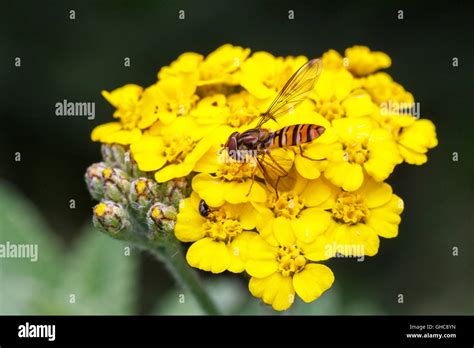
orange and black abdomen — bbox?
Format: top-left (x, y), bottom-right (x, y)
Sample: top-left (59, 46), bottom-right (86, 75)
top-left (271, 124), bottom-right (325, 148)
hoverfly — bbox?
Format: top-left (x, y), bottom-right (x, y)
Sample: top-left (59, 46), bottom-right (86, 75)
top-left (224, 58), bottom-right (325, 194)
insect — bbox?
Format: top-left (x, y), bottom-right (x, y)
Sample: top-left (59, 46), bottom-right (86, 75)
top-left (199, 199), bottom-right (210, 217)
top-left (224, 58), bottom-right (325, 194)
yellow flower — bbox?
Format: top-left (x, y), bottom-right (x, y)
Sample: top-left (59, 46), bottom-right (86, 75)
top-left (359, 72), bottom-right (414, 105)
top-left (130, 117), bottom-right (214, 181)
top-left (252, 172), bottom-right (334, 250)
top-left (324, 117), bottom-right (402, 191)
top-left (91, 122), bottom-right (142, 145)
top-left (158, 44), bottom-right (250, 86)
top-left (397, 119), bottom-right (438, 164)
top-left (199, 44), bottom-right (251, 85)
top-left (192, 148), bottom-right (268, 206)
top-left (91, 84), bottom-right (144, 144)
top-left (158, 52), bottom-right (203, 82)
top-left (344, 45), bottom-right (391, 76)
top-left (374, 108), bottom-right (438, 165)
top-left (245, 231), bottom-right (334, 311)
top-left (102, 84), bottom-right (143, 128)
top-left (137, 77), bottom-right (198, 128)
top-left (175, 193), bottom-right (258, 273)
top-left (320, 176), bottom-right (404, 257)
top-left (310, 69), bottom-right (377, 121)
top-left (190, 91), bottom-right (270, 133)
top-left (321, 49), bottom-right (344, 70)
top-left (240, 52), bottom-right (307, 100)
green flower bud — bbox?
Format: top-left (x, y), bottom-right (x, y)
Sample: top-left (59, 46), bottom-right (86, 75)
top-left (127, 150), bottom-right (146, 178)
top-left (146, 202), bottom-right (177, 241)
top-left (93, 201), bottom-right (130, 235)
top-left (160, 177), bottom-right (192, 207)
top-left (129, 177), bottom-right (159, 213)
top-left (101, 144), bottom-right (127, 170)
top-left (84, 162), bottom-right (107, 200)
top-left (102, 167), bottom-right (131, 204)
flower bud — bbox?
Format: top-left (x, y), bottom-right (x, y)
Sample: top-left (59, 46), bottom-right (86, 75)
top-left (84, 162), bottom-right (107, 200)
top-left (129, 177), bottom-right (159, 212)
top-left (146, 202), bottom-right (177, 240)
top-left (93, 201), bottom-right (130, 235)
top-left (127, 151), bottom-right (146, 178)
top-left (160, 177), bottom-right (191, 206)
top-left (101, 144), bottom-right (127, 170)
top-left (102, 167), bottom-right (131, 204)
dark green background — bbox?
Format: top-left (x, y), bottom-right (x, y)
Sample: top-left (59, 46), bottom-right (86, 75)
top-left (1, 0), bottom-right (472, 314)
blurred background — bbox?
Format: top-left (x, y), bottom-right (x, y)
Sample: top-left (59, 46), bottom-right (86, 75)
top-left (0, 0), bottom-right (472, 315)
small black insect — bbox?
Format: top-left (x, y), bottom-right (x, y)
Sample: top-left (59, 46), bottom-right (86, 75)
top-left (199, 199), bottom-right (210, 217)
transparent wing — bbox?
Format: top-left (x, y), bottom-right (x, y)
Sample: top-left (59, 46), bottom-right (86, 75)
top-left (256, 148), bottom-right (294, 191)
top-left (256, 58), bottom-right (322, 127)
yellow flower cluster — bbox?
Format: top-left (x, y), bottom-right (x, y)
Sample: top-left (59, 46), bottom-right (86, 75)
top-left (91, 44), bottom-right (438, 311)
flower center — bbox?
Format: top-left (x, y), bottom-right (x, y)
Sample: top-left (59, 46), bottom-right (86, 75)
top-left (276, 244), bottom-right (307, 277)
top-left (343, 142), bottom-right (369, 164)
top-left (315, 95), bottom-right (344, 121)
top-left (331, 192), bottom-right (369, 224)
top-left (216, 161), bottom-right (256, 182)
top-left (202, 208), bottom-right (243, 243)
top-left (270, 193), bottom-right (304, 219)
top-left (163, 136), bottom-right (195, 163)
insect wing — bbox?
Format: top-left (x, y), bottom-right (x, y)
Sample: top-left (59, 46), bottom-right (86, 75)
top-left (256, 148), bottom-right (294, 190)
top-left (256, 58), bottom-right (322, 127)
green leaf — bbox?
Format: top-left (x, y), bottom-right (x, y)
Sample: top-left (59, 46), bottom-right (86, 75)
top-left (0, 179), bottom-right (138, 314)
top-left (54, 225), bottom-right (138, 314)
top-left (0, 180), bottom-right (63, 314)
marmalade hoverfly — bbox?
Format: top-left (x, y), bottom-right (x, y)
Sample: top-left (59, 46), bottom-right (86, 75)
top-left (224, 58), bottom-right (325, 195)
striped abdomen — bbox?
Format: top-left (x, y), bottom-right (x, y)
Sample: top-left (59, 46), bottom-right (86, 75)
top-left (271, 124), bottom-right (325, 148)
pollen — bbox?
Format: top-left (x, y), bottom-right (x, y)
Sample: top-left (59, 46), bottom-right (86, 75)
top-left (276, 244), bottom-right (307, 277)
top-left (331, 192), bottom-right (369, 224)
top-left (270, 193), bottom-right (305, 219)
top-left (315, 95), bottom-right (344, 121)
top-left (163, 136), bottom-right (195, 163)
top-left (216, 161), bottom-right (255, 182)
top-left (344, 142), bottom-right (369, 164)
top-left (202, 208), bottom-right (243, 243)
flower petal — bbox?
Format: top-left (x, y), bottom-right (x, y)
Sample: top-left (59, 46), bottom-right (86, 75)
top-left (293, 264), bottom-right (334, 303)
top-left (186, 238), bottom-right (230, 274)
top-left (245, 235), bottom-right (279, 278)
top-left (293, 209), bottom-right (331, 244)
top-left (249, 272), bottom-right (295, 311)
top-left (273, 217), bottom-right (296, 246)
top-left (175, 195), bottom-right (206, 242)
top-left (366, 194), bottom-right (404, 238)
top-left (227, 231), bottom-right (258, 273)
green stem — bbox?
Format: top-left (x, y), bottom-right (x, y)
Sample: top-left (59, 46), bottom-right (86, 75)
top-left (158, 239), bottom-right (221, 315)
top-left (130, 215), bottom-right (221, 315)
